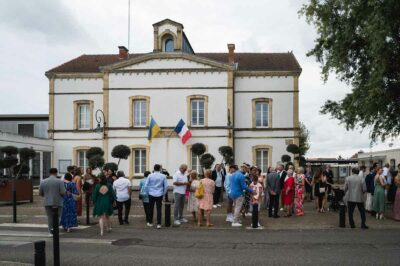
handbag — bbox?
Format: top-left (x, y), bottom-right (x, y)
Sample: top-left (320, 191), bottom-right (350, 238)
top-left (319, 187), bottom-right (326, 194)
top-left (72, 193), bottom-right (80, 201)
top-left (195, 181), bottom-right (204, 199)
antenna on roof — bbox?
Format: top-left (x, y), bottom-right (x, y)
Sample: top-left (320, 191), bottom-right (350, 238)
top-left (128, 0), bottom-right (131, 51)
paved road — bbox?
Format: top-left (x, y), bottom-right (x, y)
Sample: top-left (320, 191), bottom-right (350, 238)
top-left (1, 226), bottom-right (399, 266)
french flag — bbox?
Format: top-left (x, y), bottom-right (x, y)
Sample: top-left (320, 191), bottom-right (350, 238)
top-left (174, 119), bottom-right (192, 144)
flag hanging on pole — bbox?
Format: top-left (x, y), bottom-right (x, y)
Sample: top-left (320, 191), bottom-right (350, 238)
top-left (174, 119), bottom-right (192, 144)
top-left (148, 117), bottom-right (161, 143)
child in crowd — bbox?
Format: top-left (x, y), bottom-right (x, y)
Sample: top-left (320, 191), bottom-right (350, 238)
top-left (250, 175), bottom-right (263, 227)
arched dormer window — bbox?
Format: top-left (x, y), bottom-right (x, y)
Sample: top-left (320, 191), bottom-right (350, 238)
top-left (164, 38), bottom-right (174, 52)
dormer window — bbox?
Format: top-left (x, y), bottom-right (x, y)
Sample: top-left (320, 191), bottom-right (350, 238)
top-left (164, 38), bottom-right (174, 52)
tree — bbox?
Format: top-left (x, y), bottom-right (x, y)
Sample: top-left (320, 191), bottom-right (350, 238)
top-left (218, 146), bottom-right (234, 165)
top-left (86, 147), bottom-right (105, 171)
top-left (298, 122), bottom-right (310, 156)
top-left (281, 154), bottom-right (292, 163)
top-left (191, 143), bottom-right (206, 157)
top-left (103, 162), bottom-right (118, 172)
top-left (300, 1), bottom-right (400, 141)
top-left (200, 153), bottom-right (215, 170)
top-left (111, 145), bottom-right (131, 166)
top-left (0, 146), bottom-right (35, 179)
top-left (191, 143), bottom-right (206, 173)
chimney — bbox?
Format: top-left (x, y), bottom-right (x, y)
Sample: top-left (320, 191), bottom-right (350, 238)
top-left (118, 46), bottom-right (129, 60)
top-left (227, 43), bottom-right (235, 64)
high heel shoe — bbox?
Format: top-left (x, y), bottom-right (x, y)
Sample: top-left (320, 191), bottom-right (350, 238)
top-left (100, 230), bottom-right (104, 236)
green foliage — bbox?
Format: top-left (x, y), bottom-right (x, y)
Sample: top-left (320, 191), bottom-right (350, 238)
top-left (103, 162), bottom-right (118, 172)
top-left (1, 146), bottom-right (18, 156)
top-left (2, 156), bottom-right (18, 169)
top-left (14, 164), bottom-right (30, 175)
top-left (286, 144), bottom-right (300, 155)
top-left (86, 147), bottom-right (104, 160)
top-left (281, 154), bottom-right (292, 163)
top-left (19, 148), bottom-right (36, 162)
top-left (191, 143), bottom-right (206, 156)
top-left (298, 122), bottom-right (310, 156)
top-left (218, 146), bottom-right (234, 165)
top-left (88, 155), bottom-right (105, 170)
top-left (295, 156), bottom-right (307, 167)
top-left (200, 153), bottom-right (215, 170)
top-left (111, 145), bottom-right (131, 160)
top-left (300, 0), bottom-right (400, 141)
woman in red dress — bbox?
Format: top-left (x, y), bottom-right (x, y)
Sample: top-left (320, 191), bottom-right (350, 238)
top-left (282, 169), bottom-right (295, 217)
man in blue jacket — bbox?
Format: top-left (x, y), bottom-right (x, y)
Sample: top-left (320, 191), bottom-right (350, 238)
top-left (229, 165), bottom-right (253, 227)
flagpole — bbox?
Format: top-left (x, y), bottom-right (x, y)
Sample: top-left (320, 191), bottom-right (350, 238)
top-left (165, 129), bottom-right (176, 174)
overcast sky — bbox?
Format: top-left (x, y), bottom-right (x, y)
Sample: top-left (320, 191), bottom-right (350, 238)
top-left (0, 0), bottom-right (397, 158)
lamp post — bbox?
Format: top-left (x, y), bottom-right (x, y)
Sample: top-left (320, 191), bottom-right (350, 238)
top-left (94, 109), bottom-right (106, 139)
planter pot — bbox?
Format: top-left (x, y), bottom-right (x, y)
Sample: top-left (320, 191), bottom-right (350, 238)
top-left (0, 179), bottom-right (33, 203)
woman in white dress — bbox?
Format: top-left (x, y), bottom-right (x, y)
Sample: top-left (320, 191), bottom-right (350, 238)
top-left (187, 170), bottom-right (200, 221)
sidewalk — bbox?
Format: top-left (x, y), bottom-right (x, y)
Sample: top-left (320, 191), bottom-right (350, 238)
top-left (1, 192), bottom-right (399, 230)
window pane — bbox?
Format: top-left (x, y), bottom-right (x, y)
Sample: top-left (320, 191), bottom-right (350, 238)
top-left (79, 104), bottom-right (90, 129)
top-left (134, 100), bottom-right (146, 126)
top-left (191, 100), bottom-right (204, 126)
top-left (191, 150), bottom-right (201, 173)
top-left (165, 39), bottom-right (174, 52)
top-left (18, 124), bottom-right (34, 137)
top-left (78, 151), bottom-right (88, 172)
top-left (134, 149), bottom-right (146, 174)
top-left (256, 149), bottom-right (268, 173)
top-left (255, 103), bottom-right (268, 127)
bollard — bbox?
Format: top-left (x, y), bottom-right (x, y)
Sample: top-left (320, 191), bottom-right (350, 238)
top-left (86, 195), bottom-right (90, 225)
top-left (34, 240), bottom-right (46, 266)
top-left (52, 207), bottom-right (60, 266)
top-left (12, 178), bottom-right (17, 223)
top-left (339, 202), bottom-right (346, 228)
top-left (164, 202), bottom-right (171, 227)
top-left (252, 203), bottom-right (259, 228)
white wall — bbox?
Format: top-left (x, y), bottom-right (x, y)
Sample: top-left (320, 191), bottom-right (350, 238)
top-left (0, 132), bottom-right (53, 152)
top-left (122, 58), bottom-right (212, 70)
top-left (54, 94), bottom-right (103, 130)
top-left (54, 78), bottom-right (103, 93)
top-left (109, 89), bottom-right (228, 127)
top-left (109, 72), bottom-right (228, 88)
top-left (158, 23), bottom-right (178, 36)
top-left (234, 92), bottom-right (294, 128)
top-left (235, 76), bottom-right (293, 91)
top-left (235, 138), bottom-right (290, 167)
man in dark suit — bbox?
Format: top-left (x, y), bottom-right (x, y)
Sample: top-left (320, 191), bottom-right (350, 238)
top-left (39, 168), bottom-right (66, 235)
top-left (267, 166), bottom-right (281, 218)
top-left (212, 164), bottom-right (226, 208)
top-left (344, 167), bottom-right (368, 229)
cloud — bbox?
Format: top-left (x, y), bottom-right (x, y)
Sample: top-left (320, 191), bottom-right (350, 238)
top-left (0, 0), bottom-right (88, 43)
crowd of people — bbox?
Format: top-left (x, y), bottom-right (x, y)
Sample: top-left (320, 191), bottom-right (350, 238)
top-left (38, 160), bottom-right (400, 236)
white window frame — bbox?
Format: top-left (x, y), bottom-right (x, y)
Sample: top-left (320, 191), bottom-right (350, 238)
top-left (78, 150), bottom-right (89, 172)
top-left (134, 149), bottom-right (146, 175)
top-left (256, 149), bottom-right (268, 174)
top-left (191, 150), bottom-right (202, 173)
top-left (191, 99), bottom-right (205, 127)
top-left (133, 100), bottom-right (147, 127)
top-left (255, 102), bottom-right (269, 128)
top-left (78, 104), bottom-right (90, 130)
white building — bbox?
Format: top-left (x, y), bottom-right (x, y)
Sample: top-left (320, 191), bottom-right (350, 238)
top-left (0, 114), bottom-right (53, 185)
top-left (45, 19), bottom-right (302, 178)
top-left (357, 148), bottom-right (400, 170)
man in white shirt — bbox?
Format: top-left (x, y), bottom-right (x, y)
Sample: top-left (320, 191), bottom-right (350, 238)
top-left (173, 164), bottom-right (188, 225)
top-left (212, 164), bottom-right (226, 208)
top-left (113, 171), bottom-right (132, 225)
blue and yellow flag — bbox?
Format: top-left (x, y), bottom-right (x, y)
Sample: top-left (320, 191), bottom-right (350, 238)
top-left (147, 117), bottom-right (160, 143)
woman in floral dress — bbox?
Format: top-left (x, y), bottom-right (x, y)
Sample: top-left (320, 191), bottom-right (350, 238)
top-left (197, 170), bottom-right (215, 227)
top-left (187, 170), bottom-right (200, 221)
top-left (60, 174), bottom-right (78, 232)
top-left (295, 167), bottom-right (305, 216)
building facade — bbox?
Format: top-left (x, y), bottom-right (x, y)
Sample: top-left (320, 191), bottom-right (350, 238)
top-left (46, 19), bottom-right (302, 178)
top-left (358, 148), bottom-right (400, 169)
top-left (0, 115), bottom-right (52, 185)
